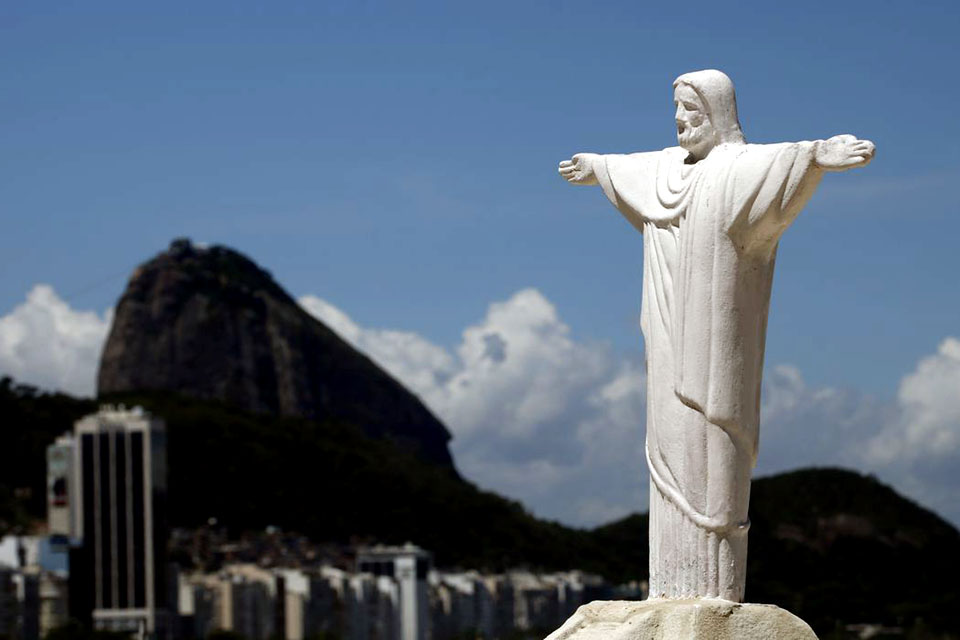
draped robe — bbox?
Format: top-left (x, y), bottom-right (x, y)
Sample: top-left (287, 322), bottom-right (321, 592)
top-left (595, 141), bottom-right (823, 601)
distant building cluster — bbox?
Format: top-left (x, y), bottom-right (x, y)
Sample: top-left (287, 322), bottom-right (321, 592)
top-left (0, 405), bottom-right (642, 640)
top-left (0, 536), bottom-right (70, 640)
top-left (175, 544), bottom-right (632, 640)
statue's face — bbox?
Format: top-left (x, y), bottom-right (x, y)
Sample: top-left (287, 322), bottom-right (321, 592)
top-left (674, 84), bottom-right (716, 159)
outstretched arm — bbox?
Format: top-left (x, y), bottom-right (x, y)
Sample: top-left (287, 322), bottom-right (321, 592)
top-left (814, 134), bottom-right (876, 171)
top-left (558, 153), bottom-right (601, 185)
top-left (558, 149), bottom-right (662, 234)
top-left (728, 136), bottom-right (876, 252)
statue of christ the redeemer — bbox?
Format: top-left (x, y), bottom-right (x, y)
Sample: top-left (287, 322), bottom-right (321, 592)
top-left (558, 70), bottom-right (875, 602)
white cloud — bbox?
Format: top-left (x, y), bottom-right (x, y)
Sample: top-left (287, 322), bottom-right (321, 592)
top-left (427, 289), bottom-right (611, 441)
top-left (300, 288), bottom-right (647, 526)
top-left (856, 337), bottom-right (960, 525)
top-left (756, 364), bottom-right (891, 474)
top-left (0, 285), bottom-right (112, 397)
top-left (299, 295), bottom-right (457, 396)
top-left (866, 337), bottom-right (960, 464)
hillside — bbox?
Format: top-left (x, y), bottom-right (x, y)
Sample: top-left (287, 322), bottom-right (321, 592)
top-left (749, 468), bottom-right (960, 634)
top-left (97, 239), bottom-right (454, 468)
top-left (0, 379), bottom-right (607, 573)
top-left (0, 378), bottom-right (95, 533)
top-left (3, 380), bottom-right (959, 636)
top-left (597, 468), bottom-right (960, 634)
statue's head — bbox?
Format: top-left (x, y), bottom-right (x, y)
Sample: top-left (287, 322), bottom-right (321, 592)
top-left (673, 69), bottom-right (746, 160)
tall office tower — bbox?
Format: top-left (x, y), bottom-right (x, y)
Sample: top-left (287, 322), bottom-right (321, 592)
top-left (70, 405), bottom-right (169, 638)
top-left (357, 544), bottom-right (431, 640)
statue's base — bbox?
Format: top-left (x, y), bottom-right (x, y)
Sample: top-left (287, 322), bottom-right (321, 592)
top-left (545, 599), bottom-right (818, 640)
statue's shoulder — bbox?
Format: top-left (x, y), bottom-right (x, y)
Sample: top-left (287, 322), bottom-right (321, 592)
top-left (602, 149), bottom-right (671, 173)
top-left (611, 148), bottom-right (677, 159)
top-left (661, 146), bottom-right (687, 157)
top-left (640, 146), bottom-right (686, 166)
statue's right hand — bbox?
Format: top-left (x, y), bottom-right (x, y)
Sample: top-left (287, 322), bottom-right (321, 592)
top-left (558, 153), bottom-right (599, 186)
top-left (814, 135), bottom-right (875, 171)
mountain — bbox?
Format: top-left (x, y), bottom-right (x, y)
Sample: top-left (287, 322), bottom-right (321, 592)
top-left (97, 239), bottom-right (453, 468)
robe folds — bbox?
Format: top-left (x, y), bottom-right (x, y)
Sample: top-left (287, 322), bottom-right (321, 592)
top-left (595, 141), bottom-right (823, 600)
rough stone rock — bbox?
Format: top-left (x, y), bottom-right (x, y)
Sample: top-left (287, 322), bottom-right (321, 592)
top-left (98, 238), bottom-right (455, 468)
top-left (545, 599), bottom-right (818, 640)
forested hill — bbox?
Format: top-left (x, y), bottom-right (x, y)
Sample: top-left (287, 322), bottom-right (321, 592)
top-left (597, 468), bottom-right (960, 634)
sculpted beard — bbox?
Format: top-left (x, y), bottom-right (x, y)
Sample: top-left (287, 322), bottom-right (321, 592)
top-left (677, 119), bottom-right (715, 156)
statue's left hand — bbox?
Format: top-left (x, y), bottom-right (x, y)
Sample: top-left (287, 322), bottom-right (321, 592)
top-left (558, 153), bottom-right (600, 186)
top-left (815, 135), bottom-right (875, 171)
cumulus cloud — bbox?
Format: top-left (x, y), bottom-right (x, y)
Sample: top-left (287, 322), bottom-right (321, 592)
top-left (756, 364), bottom-right (894, 474)
top-left (858, 338), bottom-right (960, 525)
top-left (301, 289), bottom-right (648, 526)
top-left (0, 285), bottom-right (112, 397)
top-left (866, 337), bottom-right (960, 464)
top-left (299, 295), bottom-right (457, 397)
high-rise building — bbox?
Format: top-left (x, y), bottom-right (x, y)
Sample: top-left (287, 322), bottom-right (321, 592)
top-left (357, 544), bottom-right (430, 640)
top-left (67, 405), bottom-right (169, 637)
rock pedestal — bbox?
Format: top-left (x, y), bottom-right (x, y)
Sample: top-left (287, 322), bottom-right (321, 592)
top-left (545, 599), bottom-right (818, 640)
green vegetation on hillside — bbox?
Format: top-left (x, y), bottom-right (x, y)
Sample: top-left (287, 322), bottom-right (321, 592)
top-left (111, 389), bottom-right (617, 575)
top-left (594, 469), bottom-right (960, 635)
top-left (0, 377), bottom-right (95, 534)
top-left (748, 468), bottom-right (960, 635)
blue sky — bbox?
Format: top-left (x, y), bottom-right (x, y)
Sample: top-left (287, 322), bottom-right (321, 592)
top-left (2, 2), bottom-right (959, 527)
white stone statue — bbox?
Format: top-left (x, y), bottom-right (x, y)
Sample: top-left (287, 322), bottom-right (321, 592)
top-left (558, 70), bottom-right (874, 604)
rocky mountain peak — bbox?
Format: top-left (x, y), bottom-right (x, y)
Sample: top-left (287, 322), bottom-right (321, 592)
top-left (97, 238), bottom-right (455, 468)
